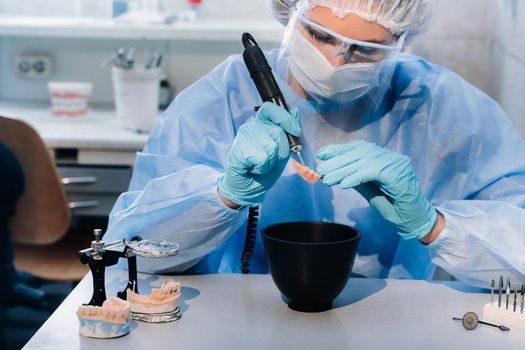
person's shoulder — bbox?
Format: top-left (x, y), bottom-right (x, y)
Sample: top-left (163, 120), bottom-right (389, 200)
top-left (392, 54), bottom-right (492, 104)
top-left (392, 54), bottom-right (512, 135)
top-left (393, 53), bottom-right (461, 86)
top-left (219, 53), bottom-right (245, 69)
top-left (206, 53), bottom-right (245, 80)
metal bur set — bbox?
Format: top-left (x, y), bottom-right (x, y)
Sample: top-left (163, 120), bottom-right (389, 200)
top-left (483, 276), bottom-right (525, 330)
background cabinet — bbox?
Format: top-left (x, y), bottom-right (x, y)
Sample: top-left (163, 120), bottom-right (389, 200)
top-left (58, 165), bottom-right (132, 217)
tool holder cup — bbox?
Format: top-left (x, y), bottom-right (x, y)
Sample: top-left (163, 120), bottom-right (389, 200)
top-left (263, 222), bottom-right (360, 313)
top-left (112, 66), bottom-right (162, 133)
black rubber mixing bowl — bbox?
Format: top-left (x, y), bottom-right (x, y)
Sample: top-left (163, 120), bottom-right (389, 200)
top-left (263, 221), bottom-right (360, 312)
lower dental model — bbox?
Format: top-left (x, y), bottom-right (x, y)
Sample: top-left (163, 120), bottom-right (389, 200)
top-left (290, 158), bottom-right (321, 184)
top-left (77, 297), bottom-right (131, 338)
top-left (127, 280), bottom-right (182, 322)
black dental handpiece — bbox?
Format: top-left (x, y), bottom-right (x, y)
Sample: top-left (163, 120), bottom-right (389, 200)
top-left (241, 32), bottom-right (304, 165)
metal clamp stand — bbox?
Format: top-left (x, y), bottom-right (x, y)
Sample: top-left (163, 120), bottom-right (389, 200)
top-left (79, 229), bottom-right (179, 306)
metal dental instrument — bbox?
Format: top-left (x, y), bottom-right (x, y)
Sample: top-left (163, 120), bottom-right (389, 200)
top-left (521, 284), bottom-right (525, 313)
top-left (79, 229), bottom-right (179, 306)
top-left (453, 312), bottom-right (510, 331)
top-left (514, 284), bottom-right (518, 312)
top-left (453, 312), bottom-right (479, 331)
top-left (478, 319), bottom-right (510, 331)
top-left (153, 53), bottom-right (163, 68)
top-left (242, 32), bottom-right (305, 166)
top-left (123, 47), bottom-right (135, 70)
top-left (491, 279), bottom-right (495, 305)
top-left (498, 275), bottom-right (503, 307)
top-left (506, 278), bottom-right (511, 310)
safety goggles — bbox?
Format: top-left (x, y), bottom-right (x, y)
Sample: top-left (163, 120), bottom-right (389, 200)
top-left (298, 15), bottom-right (406, 64)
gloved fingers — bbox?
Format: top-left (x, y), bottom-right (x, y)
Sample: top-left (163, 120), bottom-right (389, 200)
top-left (316, 140), bottom-right (374, 161)
top-left (369, 195), bottom-right (399, 223)
top-left (319, 157), bottom-right (365, 186)
top-left (229, 125), bottom-right (279, 175)
top-left (354, 183), bottom-right (383, 202)
top-left (316, 144), bottom-right (355, 161)
top-left (317, 141), bottom-right (383, 179)
top-left (255, 102), bottom-right (302, 137)
top-left (249, 134), bottom-right (280, 175)
top-left (338, 165), bottom-right (380, 189)
top-left (377, 154), bottom-right (413, 185)
top-left (330, 160), bottom-right (377, 188)
top-left (354, 183), bottom-right (400, 224)
top-left (336, 152), bottom-right (402, 189)
top-left (319, 144), bottom-right (414, 189)
top-left (317, 150), bottom-right (361, 176)
top-left (261, 121), bottom-right (292, 161)
top-left (289, 107), bottom-right (301, 135)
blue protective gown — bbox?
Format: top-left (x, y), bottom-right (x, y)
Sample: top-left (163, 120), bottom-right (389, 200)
top-left (104, 50), bottom-right (525, 288)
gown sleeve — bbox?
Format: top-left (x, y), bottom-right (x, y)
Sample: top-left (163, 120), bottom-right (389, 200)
top-left (424, 69), bottom-right (525, 288)
top-left (103, 55), bottom-right (256, 274)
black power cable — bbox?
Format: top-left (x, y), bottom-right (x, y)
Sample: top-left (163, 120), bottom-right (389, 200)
top-left (240, 33), bottom-right (302, 273)
top-left (241, 206), bottom-right (259, 274)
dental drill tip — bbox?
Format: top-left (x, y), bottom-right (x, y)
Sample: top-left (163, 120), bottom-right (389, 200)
top-left (506, 278), bottom-right (510, 310)
top-left (295, 150), bottom-right (305, 166)
top-left (514, 284), bottom-right (518, 312)
top-left (498, 276), bottom-right (503, 307)
top-left (491, 279), bottom-right (495, 305)
top-left (521, 284), bottom-right (525, 313)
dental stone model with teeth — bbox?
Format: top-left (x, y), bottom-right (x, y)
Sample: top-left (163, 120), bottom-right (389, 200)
top-left (127, 280), bottom-right (182, 323)
top-left (76, 297), bottom-right (131, 338)
top-left (77, 230), bottom-right (182, 335)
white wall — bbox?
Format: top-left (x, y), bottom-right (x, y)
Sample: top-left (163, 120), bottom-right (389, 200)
top-left (0, 0), bottom-right (273, 20)
top-left (407, 0), bottom-right (491, 92)
top-left (408, 0), bottom-right (525, 137)
top-left (1, 0), bottom-right (524, 137)
top-left (0, 0), bottom-right (280, 105)
top-left (0, 37), bottom-right (256, 105)
top-left (487, 0), bottom-right (525, 135)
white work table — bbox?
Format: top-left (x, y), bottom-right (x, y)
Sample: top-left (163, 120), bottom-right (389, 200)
top-left (23, 270), bottom-right (525, 349)
top-left (0, 101), bottom-right (149, 166)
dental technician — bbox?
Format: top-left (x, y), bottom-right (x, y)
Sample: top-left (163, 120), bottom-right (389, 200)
top-left (104, 0), bottom-right (525, 287)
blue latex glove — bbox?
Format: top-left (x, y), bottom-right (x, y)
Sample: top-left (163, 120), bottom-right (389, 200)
top-left (316, 141), bottom-right (437, 239)
top-left (218, 102), bottom-right (301, 207)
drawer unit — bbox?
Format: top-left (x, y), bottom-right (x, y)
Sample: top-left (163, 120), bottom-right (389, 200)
top-left (57, 165), bottom-right (132, 217)
top-left (66, 193), bottom-right (123, 217)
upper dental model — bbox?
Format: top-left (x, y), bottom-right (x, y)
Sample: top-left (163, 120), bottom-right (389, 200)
top-left (290, 158), bottom-right (321, 184)
top-left (77, 297), bottom-right (131, 338)
top-left (127, 280), bottom-right (182, 322)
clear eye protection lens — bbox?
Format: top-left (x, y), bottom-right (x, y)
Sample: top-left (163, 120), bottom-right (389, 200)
top-left (299, 15), bottom-right (405, 64)
top-left (331, 43), bottom-right (391, 63)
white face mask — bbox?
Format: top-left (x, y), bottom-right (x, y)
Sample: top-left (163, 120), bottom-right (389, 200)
top-left (287, 28), bottom-right (386, 104)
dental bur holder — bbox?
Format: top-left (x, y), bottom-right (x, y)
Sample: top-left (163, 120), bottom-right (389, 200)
top-left (483, 277), bottom-right (525, 330)
top-left (79, 229), bottom-right (179, 306)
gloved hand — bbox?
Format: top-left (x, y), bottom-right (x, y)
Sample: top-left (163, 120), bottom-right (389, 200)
top-left (316, 141), bottom-right (437, 240)
top-left (218, 102), bottom-right (301, 207)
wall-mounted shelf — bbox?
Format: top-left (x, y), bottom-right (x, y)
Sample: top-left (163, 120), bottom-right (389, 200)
top-left (0, 16), bottom-right (284, 42)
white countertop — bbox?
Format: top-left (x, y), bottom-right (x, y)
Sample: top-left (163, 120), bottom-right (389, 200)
top-left (0, 101), bottom-right (149, 151)
top-left (0, 16), bottom-right (284, 42)
top-left (23, 270), bottom-right (525, 349)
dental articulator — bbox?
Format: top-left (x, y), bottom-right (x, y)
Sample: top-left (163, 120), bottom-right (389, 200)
top-left (76, 229), bottom-right (181, 338)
